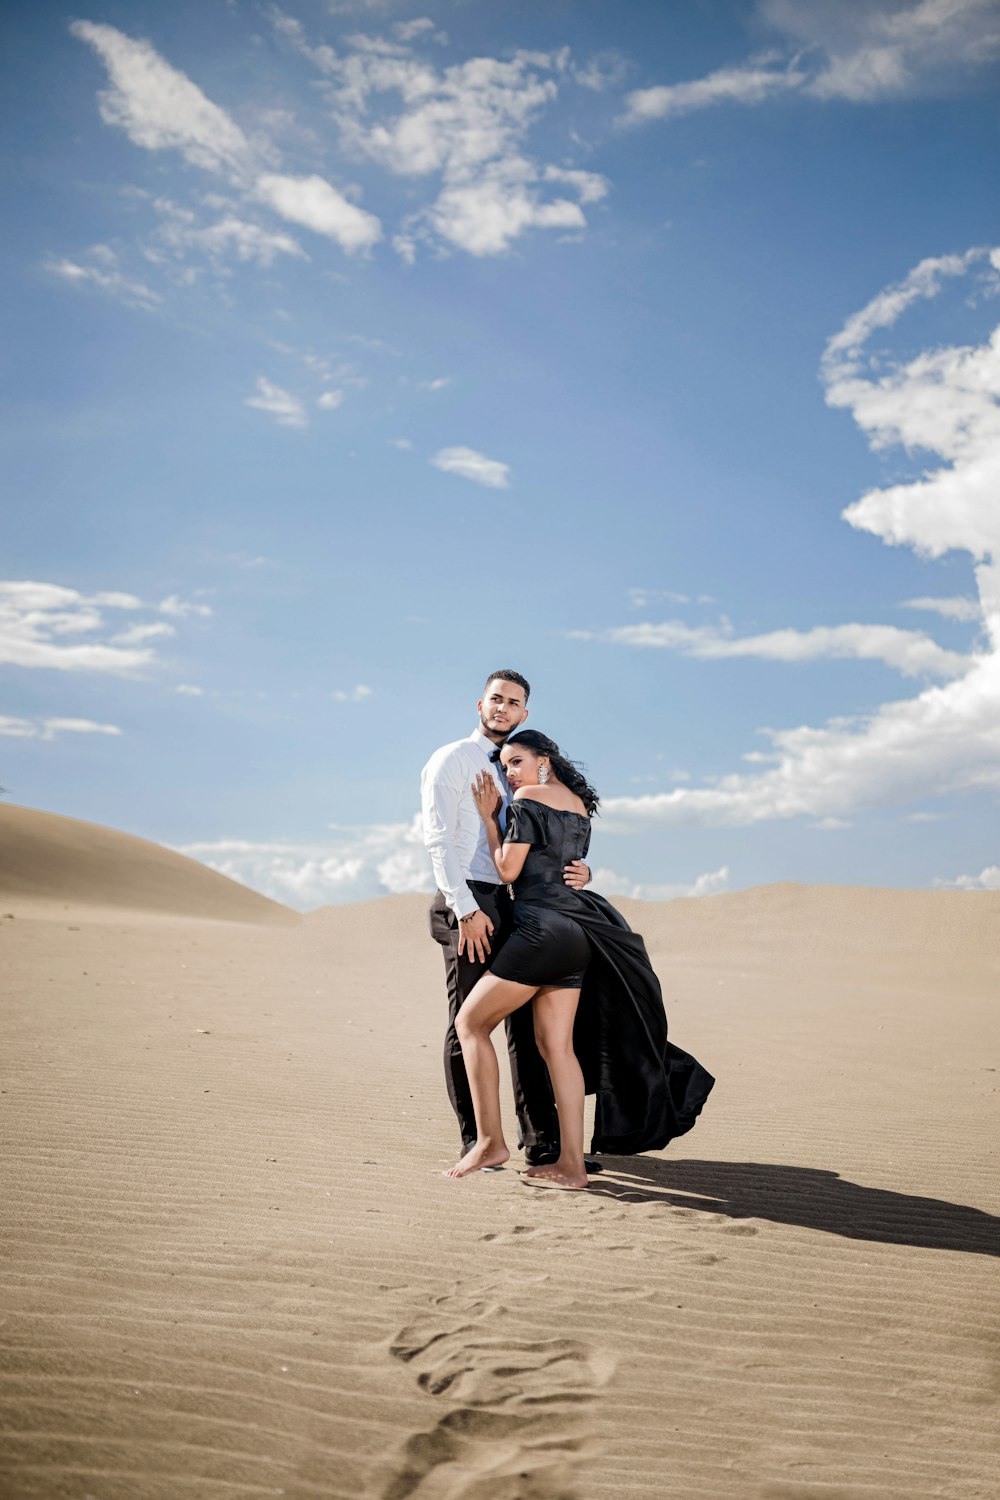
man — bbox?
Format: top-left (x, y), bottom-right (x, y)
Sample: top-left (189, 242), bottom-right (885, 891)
top-left (421, 670), bottom-right (591, 1165)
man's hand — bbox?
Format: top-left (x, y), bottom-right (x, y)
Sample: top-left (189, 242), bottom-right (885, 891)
top-left (457, 908), bottom-right (494, 964)
top-left (563, 860), bottom-right (590, 890)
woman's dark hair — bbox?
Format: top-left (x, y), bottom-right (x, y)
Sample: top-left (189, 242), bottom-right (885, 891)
top-left (504, 730), bottom-right (600, 817)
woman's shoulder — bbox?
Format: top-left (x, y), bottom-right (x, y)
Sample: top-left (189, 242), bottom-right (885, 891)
top-left (514, 787), bottom-right (587, 816)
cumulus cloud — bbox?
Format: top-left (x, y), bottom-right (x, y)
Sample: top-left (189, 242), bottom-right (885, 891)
top-left (254, 173), bottom-right (382, 253)
top-left (287, 25), bottom-right (607, 256)
top-left (937, 863), bottom-right (1000, 890)
top-left (590, 618), bottom-right (971, 680)
top-left (70, 20), bottom-right (381, 264)
top-left (0, 582), bottom-right (213, 677)
top-left (620, 1), bottom-right (1000, 128)
top-left (317, 389), bottom-right (345, 410)
top-left (245, 376), bottom-right (308, 428)
top-left (332, 684), bottom-right (372, 702)
top-left (0, 581), bottom-right (155, 675)
top-left (0, 715), bottom-right (122, 741)
top-left (178, 814), bottom-right (433, 909)
top-left (71, 20), bottom-right (255, 175)
top-left (824, 265), bottom-right (1000, 586)
top-left (431, 446), bottom-right (510, 488)
top-left (599, 246), bottom-right (1000, 833)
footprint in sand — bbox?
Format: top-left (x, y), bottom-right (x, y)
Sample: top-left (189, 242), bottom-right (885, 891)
top-left (381, 1288), bottom-right (614, 1500)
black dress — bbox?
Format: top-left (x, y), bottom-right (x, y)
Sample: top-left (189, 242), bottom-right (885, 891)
top-left (490, 797), bottom-right (715, 1156)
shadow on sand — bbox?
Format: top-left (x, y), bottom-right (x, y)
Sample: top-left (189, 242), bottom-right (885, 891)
top-left (587, 1157), bottom-right (999, 1257)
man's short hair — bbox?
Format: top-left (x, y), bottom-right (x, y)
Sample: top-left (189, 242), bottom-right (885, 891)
top-left (483, 669), bottom-right (530, 702)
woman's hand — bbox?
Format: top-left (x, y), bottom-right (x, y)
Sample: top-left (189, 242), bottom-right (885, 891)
top-left (471, 769), bottom-right (501, 823)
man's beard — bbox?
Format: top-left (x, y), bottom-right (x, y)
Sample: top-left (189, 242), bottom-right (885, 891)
top-left (480, 711), bottom-right (509, 742)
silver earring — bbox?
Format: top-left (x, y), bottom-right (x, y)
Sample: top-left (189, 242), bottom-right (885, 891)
top-left (538, 763), bottom-right (549, 784)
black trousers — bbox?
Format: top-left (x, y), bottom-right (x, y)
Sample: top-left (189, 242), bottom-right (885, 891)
top-left (429, 882), bottom-right (559, 1158)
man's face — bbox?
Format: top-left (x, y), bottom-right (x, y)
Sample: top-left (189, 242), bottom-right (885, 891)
top-left (477, 678), bottom-right (529, 741)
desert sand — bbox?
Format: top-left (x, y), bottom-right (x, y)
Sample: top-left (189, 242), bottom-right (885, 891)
top-left (1, 802), bottom-right (997, 1499)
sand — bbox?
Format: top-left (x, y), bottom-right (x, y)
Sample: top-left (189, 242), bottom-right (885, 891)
top-left (1, 804), bottom-right (998, 1499)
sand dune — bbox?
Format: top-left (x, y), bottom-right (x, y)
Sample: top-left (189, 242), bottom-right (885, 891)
top-left (1, 814), bottom-right (997, 1499)
top-left (0, 803), bottom-right (298, 924)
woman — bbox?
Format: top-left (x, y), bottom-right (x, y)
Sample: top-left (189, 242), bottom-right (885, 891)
top-left (445, 730), bottom-right (714, 1190)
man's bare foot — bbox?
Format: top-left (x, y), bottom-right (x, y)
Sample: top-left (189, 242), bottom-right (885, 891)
top-left (443, 1141), bottom-right (510, 1178)
top-left (521, 1161), bottom-right (589, 1190)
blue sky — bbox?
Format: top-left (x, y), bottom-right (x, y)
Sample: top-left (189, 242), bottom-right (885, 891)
top-left (2, 0), bottom-right (999, 907)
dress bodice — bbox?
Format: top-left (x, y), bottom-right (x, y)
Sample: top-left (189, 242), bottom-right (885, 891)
top-left (504, 797), bottom-right (592, 889)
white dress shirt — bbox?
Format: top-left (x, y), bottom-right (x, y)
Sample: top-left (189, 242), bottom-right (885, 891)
top-left (421, 729), bottom-right (512, 919)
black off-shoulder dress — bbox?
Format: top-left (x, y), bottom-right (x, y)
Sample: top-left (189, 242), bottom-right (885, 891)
top-left (490, 797), bottom-right (715, 1156)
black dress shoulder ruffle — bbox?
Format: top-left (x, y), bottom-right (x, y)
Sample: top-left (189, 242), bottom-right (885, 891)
top-left (498, 797), bottom-right (715, 1156)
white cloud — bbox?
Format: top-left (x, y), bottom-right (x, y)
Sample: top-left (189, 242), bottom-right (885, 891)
top-left (426, 162), bottom-right (586, 257)
top-left (937, 863), bottom-right (1000, 890)
top-left (390, 436), bottom-right (413, 449)
top-left (174, 683), bottom-right (205, 696)
top-left (431, 445), bottom-right (510, 489)
top-left (71, 21), bottom-right (254, 176)
top-left (178, 813), bottom-right (433, 909)
top-left (589, 865), bottom-right (730, 901)
top-left (317, 41), bottom-right (606, 256)
top-left (0, 714), bottom-right (122, 741)
top-left (619, 2), bottom-right (1000, 129)
top-left (600, 655), bottom-right (1000, 831)
top-left (0, 717), bottom-right (37, 739)
top-left (598, 247), bottom-right (1000, 833)
top-left (41, 718), bottom-right (123, 741)
top-left (596, 618), bottom-right (971, 680)
top-left (543, 166), bottom-right (610, 204)
top-left (573, 51), bottom-right (630, 93)
top-left (332, 684), bottom-right (372, 702)
top-left (901, 596), bottom-right (982, 622)
top-left (0, 580), bottom-right (160, 675)
top-left (621, 58), bottom-right (805, 125)
top-left (269, 8), bottom-right (340, 74)
top-left (317, 389), bottom-right (345, 410)
top-left (71, 21), bottom-right (381, 265)
top-left (765, 0), bottom-right (1000, 102)
top-left (393, 19), bottom-right (439, 43)
top-left (245, 375), bottom-right (308, 428)
top-left (111, 621), bottom-right (176, 647)
top-left (45, 254), bottom-right (162, 310)
top-left (158, 595), bottom-right (213, 619)
top-left (151, 202), bottom-right (307, 267)
top-left (254, 173), bottom-right (382, 252)
top-left (823, 250), bottom-right (976, 363)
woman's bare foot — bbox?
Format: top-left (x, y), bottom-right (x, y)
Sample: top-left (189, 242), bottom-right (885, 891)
top-left (521, 1160), bottom-right (589, 1190)
top-left (443, 1140), bottom-right (510, 1178)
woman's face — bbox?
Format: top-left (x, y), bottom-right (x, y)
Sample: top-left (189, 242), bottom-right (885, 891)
top-left (500, 745), bottom-right (542, 790)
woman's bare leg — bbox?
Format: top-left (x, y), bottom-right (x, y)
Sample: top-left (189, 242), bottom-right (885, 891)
top-left (523, 987), bottom-right (588, 1189)
top-left (444, 974), bottom-right (537, 1178)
